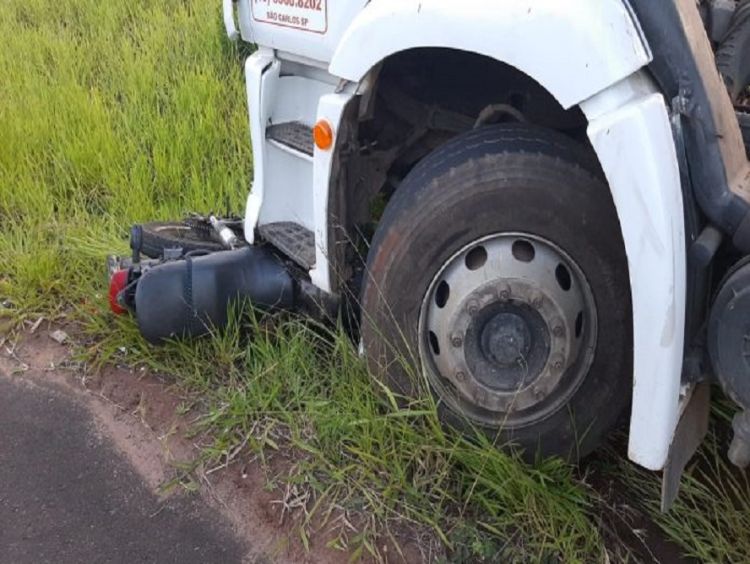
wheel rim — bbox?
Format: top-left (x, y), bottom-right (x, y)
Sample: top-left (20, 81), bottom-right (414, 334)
top-left (418, 233), bottom-right (598, 429)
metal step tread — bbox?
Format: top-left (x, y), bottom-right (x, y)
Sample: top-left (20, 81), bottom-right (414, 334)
top-left (266, 121), bottom-right (314, 157)
top-left (259, 222), bottom-right (316, 269)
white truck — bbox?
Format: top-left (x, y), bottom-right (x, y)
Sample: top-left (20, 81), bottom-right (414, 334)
top-left (109, 0), bottom-right (750, 509)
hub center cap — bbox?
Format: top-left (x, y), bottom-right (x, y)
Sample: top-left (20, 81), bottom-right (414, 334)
top-left (482, 312), bottom-right (531, 366)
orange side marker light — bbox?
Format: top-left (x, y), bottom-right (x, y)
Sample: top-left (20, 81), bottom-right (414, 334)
top-left (313, 119), bottom-right (334, 151)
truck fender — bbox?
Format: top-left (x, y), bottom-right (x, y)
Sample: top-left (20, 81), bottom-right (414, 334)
top-left (581, 74), bottom-right (687, 471)
top-left (329, 0), bottom-right (651, 110)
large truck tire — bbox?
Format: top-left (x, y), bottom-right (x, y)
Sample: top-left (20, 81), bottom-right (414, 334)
top-left (360, 124), bottom-right (632, 462)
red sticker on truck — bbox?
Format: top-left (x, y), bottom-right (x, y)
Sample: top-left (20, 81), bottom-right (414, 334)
top-left (251, 0), bottom-right (328, 34)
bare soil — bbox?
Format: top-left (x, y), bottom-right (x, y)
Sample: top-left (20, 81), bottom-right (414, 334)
top-left (584, 453), bottom-right (697, 564)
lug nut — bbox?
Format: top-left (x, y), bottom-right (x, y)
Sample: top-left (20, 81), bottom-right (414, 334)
top-left (455, 371), bottom-right (467, 382)
top-left (452, 335), bottom-right (463, 348)
top-left (553, 325), bottom-right (564, 337)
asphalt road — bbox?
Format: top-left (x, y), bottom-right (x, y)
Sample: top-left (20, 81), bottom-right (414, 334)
top-left (0, 374), bottom-right (245, 564)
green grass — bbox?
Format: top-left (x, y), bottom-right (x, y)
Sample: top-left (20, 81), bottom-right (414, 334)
top-left (125, 312), bottom-right (603, 561)
top-left (0, 0), bottom-right (250, 317)
top-left (615, 400), bottom-right (750, 563)
top-left (619, 438), bottom-right (750, 562)
top-left (2, 1), bottom-right (748, 562)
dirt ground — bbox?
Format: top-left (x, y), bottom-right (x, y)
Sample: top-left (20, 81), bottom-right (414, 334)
top-left (0, 327), bottom-right (365, 564)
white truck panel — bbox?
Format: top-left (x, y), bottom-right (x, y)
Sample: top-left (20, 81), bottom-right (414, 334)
top-left (582, 78), bottom-right (686, 471)
top-left (243, 50), bottom-right (277, 245)
top-left (310, 92), bottom-right (356, 292)
top-left (329, 0), bottom-right (651, 109)
top-left (243, 51), bottom-right (339, 239)
top-left (235, 0), bottom-right (369, 64)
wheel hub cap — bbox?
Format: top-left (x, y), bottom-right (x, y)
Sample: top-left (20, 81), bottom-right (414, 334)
top-left (482, 312), bottom-right (530, 367)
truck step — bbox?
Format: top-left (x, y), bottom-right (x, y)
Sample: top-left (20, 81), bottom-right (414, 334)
top-left (259, 222), bottom-right (316, 269)
top-left (266, 121), bottom-right (314, 157)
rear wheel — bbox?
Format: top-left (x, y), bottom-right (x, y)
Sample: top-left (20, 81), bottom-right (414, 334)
top-left (140, 219), bottom-right (243, 258)
top-left (360, 124), bottom-right (632, 461)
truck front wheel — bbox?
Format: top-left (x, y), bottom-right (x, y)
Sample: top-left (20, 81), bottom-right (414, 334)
top-left (360, 124), bottom-right (632, 461)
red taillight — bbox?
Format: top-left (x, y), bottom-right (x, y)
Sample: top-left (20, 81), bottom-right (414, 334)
top-left (109, 270), bottom-right (129, 315)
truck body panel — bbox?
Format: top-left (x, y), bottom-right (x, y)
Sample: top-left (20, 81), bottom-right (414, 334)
top-left (582, 77), bottom-right (687, 470)
top-left (329, 0), bottom-right (651, 109)
top-left (235, 0), bottom-right (369, 64)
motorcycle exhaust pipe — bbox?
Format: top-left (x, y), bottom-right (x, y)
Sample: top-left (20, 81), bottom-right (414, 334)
top-left (134, 247), bottom-right (295, 344)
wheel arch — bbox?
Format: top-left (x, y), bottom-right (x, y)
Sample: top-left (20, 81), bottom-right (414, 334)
top-left (329, 0), bottom-right (651, 110)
